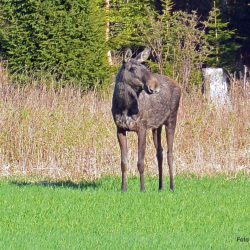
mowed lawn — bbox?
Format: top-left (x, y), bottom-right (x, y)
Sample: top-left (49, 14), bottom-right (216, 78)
top-left (0, 176), bottom-right (249, 249)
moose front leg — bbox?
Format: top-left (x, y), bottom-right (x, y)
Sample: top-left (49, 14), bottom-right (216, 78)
top-left (117, 128), bottom-right (128, 192)
top-left (137, 128), bottom-right (146, 192)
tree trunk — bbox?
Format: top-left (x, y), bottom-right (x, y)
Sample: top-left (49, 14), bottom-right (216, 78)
top-left (105, 0), bottom-right (113, 65)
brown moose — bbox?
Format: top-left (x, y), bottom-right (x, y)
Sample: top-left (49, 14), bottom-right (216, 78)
top-left (112, 48), bottom-right (181, 192)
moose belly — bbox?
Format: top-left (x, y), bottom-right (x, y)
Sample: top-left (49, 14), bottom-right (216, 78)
top-left (141, 108), bottom-right (170, 129)
top-left (138, 92), bottom-right (171, 129)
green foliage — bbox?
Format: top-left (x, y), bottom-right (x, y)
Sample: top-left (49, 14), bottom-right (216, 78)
top-left (0, 0), bottom-right (110, 88)
top-left (203, 3), bottom-right (240, 69)
top-left (109, 0), bottom-right (242, 88)
top-left (0, 0), bottom-right (244, 88)
top-left (108, 0), bottom-right (212, 89)
top-left (138, 1), bottom-right (210, 90)
top-left (0, 176), bottom-right (249, 249)
top-left (109, 0), bottom-right (153, 50)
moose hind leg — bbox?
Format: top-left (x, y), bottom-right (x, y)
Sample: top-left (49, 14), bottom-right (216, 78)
top-left (165, 119), bottom-right (177, 192)
top-left (152, 126), bottom-right (163, 191)
top-left (117, 128), bottom-right (128, 192)
top-left (137, 128), bottom-right (146, 192)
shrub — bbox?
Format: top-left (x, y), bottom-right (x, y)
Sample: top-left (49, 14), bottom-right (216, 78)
top-left (138, 1), bottom-right (210, 90)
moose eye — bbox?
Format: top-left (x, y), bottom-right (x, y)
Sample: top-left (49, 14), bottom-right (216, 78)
top-left (131, 67), bottom-right (137, 73)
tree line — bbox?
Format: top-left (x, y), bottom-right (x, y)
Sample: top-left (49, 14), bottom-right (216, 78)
top-left (0, 0), bottom-right (248, 89)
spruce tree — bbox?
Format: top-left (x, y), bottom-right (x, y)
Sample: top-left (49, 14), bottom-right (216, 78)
top-left (0, 0), bottom-right (110, 88)
top-left (204, 1), bottom-right (240, 69)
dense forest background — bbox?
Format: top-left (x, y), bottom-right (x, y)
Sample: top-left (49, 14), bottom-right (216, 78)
top-left (169, 0), bottom-right (250, 67)
top-left (0, 0), bottom-right (249, 89)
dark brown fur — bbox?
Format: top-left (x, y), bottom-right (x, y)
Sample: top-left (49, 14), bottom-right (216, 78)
top-left (112, 49), bottom-right (181, 192)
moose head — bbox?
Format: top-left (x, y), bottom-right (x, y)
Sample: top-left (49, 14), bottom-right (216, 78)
top-left (122, 48), bottom-right (160, 94)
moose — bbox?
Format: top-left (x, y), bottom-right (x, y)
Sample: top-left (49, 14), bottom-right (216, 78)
top-left (112, 48), bottom-right (181, 192)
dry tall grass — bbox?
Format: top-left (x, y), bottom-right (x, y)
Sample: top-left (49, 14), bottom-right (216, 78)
top-left (0, 70), bottom-right (249, 181)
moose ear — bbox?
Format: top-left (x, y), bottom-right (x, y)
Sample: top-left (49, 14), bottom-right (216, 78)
top-left (123, 49), bottom-right (132, 62)
top-left (135, 48), bottom-right (151, 63)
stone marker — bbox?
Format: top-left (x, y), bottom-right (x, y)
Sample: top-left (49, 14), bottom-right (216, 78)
top-left (202, 68), bottom-right (230, 106)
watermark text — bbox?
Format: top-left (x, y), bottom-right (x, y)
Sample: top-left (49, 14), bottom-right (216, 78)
top-left (237, 237), bottom-right (249, 243)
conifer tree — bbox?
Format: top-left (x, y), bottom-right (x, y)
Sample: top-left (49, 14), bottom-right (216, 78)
top-left (0, 0), bottom-right (110, 88)
top-left (108, 0), bottom-right (153, 50)
top-left (204, 1), bottom-right (240, 69)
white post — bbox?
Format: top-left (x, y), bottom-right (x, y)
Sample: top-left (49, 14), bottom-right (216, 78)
top-left (202, 68), bottom-right (230, 106)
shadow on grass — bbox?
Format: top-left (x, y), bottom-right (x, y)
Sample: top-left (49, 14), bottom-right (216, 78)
top-left (10, 180), bottom-right (101, 190)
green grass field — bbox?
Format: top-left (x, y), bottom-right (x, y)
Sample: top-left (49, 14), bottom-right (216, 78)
top-left (0, 176), bottom-right (249, 249)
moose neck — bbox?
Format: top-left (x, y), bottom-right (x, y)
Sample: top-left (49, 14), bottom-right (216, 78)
top-left (121, 81), bottom-right (140, 117)
top-left (114, 67), bottom-right (141, 112)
